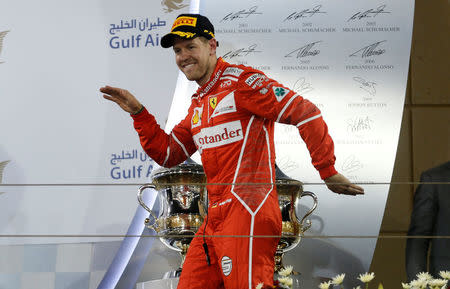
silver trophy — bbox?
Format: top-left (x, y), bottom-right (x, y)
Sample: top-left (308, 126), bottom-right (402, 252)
top-left (137, 159), bottom-right (207, 277)
top-left (274, 164), bottom-right (318, 272)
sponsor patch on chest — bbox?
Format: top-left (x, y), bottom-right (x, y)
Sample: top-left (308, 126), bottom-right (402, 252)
top-left (209, 96), bottom-right (218, 109)
top-left (220, 79), bottom-right (233, 88)
top-left (191, 105), bottom-right (203, 129)
top-left (222, 67), bottom-right (244, 78)
top-left (211, 90), bottom-right (237, 118)
top-left (193, 120), bottom-right (243, 150)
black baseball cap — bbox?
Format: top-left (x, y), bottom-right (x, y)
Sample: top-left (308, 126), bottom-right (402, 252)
top-left (161, 14), bottom-right (216, 48)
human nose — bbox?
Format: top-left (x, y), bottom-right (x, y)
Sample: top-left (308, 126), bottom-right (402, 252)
top-left (177, 48), bottom-right (190, 62)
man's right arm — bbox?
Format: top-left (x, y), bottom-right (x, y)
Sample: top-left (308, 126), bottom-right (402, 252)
top-left (132, 108), bottom-right (196, 167)
top-left (100, 85), bottom-right (196, 167)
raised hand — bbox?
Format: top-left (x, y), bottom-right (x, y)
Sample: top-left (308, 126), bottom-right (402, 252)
top-left (100, 85), bottom-right (143, 114)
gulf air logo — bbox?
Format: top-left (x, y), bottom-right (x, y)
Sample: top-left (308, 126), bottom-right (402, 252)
top-left (193, 121), bottom-right (243, 150)
top-left (191, 106), bottom-right (203, 129)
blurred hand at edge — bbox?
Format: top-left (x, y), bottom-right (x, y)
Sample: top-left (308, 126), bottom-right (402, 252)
top-left (324, 173), bottom-right (365, 196)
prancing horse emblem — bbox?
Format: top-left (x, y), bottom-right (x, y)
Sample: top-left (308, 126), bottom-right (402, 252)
top-left (209, 97), bottom-right (217, 109)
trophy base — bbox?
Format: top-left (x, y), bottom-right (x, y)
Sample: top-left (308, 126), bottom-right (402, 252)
top-left (162, 268), bottom-right (182, 279)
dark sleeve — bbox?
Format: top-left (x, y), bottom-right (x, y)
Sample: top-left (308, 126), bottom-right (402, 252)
top-left (405, 171), bottom-right (437, 281)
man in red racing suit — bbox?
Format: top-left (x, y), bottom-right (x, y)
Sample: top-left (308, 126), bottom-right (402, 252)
top-left (100, 13), bottom-right (364, 289)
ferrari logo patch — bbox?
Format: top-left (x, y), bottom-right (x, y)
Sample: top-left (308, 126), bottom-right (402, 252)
top-left (209, 97), bottom-right (217, 109)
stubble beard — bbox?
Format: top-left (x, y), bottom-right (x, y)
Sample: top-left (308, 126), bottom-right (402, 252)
top-left (183, 65), bottom-right (208, 84)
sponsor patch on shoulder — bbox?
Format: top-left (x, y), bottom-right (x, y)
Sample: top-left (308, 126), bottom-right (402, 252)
top-left (251, 77), bottom-right (268, 89)
top-left (272, 86), bottom-right (289, 102)
top-left (245, 73), bottom-right (265, 87)
top-left (222, 67), bottom-right (244, 78)
top-left (259, 87), bottom-right (268, 94)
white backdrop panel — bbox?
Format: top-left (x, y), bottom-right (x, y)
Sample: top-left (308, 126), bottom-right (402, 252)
top-left (0, 0), bottom-right (414, 284)
top-left (0, 0), bottom-right (190, 244)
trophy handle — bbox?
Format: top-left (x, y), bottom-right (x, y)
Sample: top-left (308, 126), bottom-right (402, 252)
top-left (137, 184), bottom-right (159, 231)
top-left (296, 191), bottom-right (318, 232)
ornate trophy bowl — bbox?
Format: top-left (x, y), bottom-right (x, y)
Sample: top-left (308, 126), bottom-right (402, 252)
top-left (137, 159), bottom-right (207, 276)
top-left (275, 165), bottom-right (318, 272)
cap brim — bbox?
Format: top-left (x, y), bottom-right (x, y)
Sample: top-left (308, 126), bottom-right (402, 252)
top-left (161, 33), bottom-right (176, 48)
top-left (161, 31), bottom-right (198, 48)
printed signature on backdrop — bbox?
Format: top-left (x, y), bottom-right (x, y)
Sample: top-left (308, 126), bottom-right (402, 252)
top-left (0, 30), bottom-right (10, 64)
top-left (0, 160), bottom-right (11, 195)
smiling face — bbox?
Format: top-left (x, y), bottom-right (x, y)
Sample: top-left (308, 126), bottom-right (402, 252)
top-left (173, 37), bottom-right (218, 87)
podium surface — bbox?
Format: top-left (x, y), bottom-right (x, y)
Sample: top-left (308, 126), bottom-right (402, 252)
top-left (136, 278), bottom-right (179, 289)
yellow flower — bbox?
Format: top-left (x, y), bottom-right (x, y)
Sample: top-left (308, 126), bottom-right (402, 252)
top-left (428, 279), bottom-right (448, 289)
top-left (332, 274), bottom-right (346, 285)
top-left (353, 286), bottom-right (361, 289)
top-left (410, 279), bottom-right (427, 289)
top-left (318, 281), bottom-right (332, 289)
top-left (439, 271), bottom-right (450, 280)
top-left (279, 277), bottom-right (293, 287)
top-left (279, 265), bottom-right (293, 277)
top-left (358, 272), bottom-right (375, 283)
top-left (416, 272), bottom-right (432, 281)
top-left (255, 283), bottom-right (264, 289)
top-left (401, 282), bottom-right (411, 289)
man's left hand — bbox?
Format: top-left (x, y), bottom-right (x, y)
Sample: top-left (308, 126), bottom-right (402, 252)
top-left (324, 173), bottom-right (364, 196)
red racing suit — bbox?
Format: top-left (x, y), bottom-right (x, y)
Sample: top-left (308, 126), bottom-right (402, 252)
top-left (132, 58), bottom-right (337, 289)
